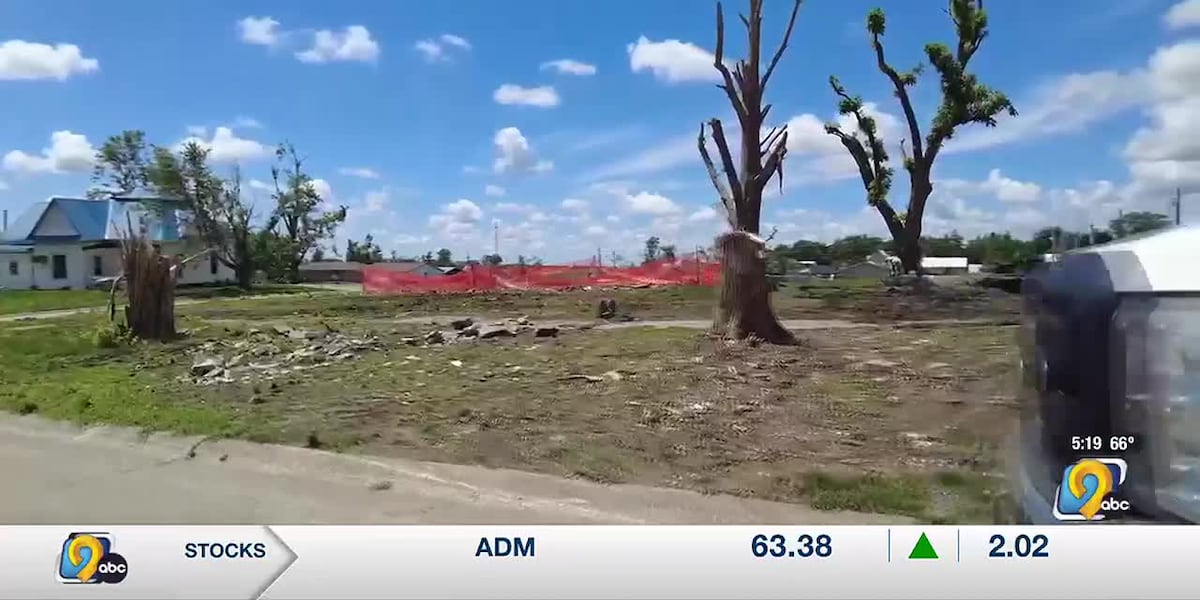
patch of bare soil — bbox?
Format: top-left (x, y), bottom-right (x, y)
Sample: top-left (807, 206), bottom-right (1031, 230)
top-left (162, 318), bottom-right (1018, 520)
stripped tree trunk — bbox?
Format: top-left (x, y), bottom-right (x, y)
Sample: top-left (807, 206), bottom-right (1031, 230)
top-left (121, 233), bottom-right (177, 341)
top-left (697, 0), bottom-right (802, 344)
top-left (715, 231), bottom-right (791, 341)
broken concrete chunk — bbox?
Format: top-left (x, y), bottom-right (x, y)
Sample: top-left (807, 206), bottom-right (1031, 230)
top-left (478, 326), bottom-right (516, 339)
top-left (534, 326), bottom-right (559, 338)
top-left (450, 318), bottom-right (475, 330)
top-left (190, 356), bottom-right (223, 376)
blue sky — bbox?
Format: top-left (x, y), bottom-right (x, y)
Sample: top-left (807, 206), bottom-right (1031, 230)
top-left (2, 0), bottom-right (1198, 262)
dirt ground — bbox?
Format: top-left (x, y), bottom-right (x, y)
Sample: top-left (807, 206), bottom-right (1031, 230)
top-left (1, 280), bottom-right (1023, 523)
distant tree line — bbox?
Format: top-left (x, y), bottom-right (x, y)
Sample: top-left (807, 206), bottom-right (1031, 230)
top-left (767, 211), bottom-right (1173, 274)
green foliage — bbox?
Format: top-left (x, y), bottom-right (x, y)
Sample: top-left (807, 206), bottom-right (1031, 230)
top-left (643, 236), bottom-right (662, 264)
top-left (1109, 211), bottom-right (1171, 239)
top-left (435, 248), bottom-right (453, 266)
top-left (826, 1), bottom-right (1016, 271)
top-left (924, 232), bottom-right (965, 257)
top-left (660, 245), bottom-right (677, 261)
top-left (252, 230), bottom-right (296, 283)
top-left (89, 130), bottom-right (151, 197)
top-left (345, 234), bottom-right (384, 264)
top-left (89, 322), bottom-right (130, 349)
top-left (265, 143), bottom-right (348, 280)
top-left (482, 254), bottom-right (503, 266)
top-left (830, 235), bottom-right (888, 264)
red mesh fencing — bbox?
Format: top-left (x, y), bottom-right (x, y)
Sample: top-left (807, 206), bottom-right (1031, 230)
top-left (362, 257), bottom-right (721, 295)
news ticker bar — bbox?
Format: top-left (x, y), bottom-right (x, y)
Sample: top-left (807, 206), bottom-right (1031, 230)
top-left (1, 525), bottom-right (1194, 599)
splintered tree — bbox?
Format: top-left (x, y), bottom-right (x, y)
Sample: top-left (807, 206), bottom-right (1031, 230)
top-left (268, 143), bottom-right (348, 281)
top-left (698, 0), bottom-right (801, 344)
top-left (90, 131), bottom-right (191, 340)
top-left (149, 142), bottom-right (257, 289)
top-left (825, 0), bottom-right (1015, 274)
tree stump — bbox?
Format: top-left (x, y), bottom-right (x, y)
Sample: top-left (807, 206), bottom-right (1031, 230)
top-left (714, 231), bottom-right (794, 344)
top-left (121, 235), bottom-right (177, 341)
top-left (597, 298), bottom-right (617, 319)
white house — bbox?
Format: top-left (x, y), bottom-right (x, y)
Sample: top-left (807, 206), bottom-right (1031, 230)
top-left (0, 196), bottom-right (235, 290)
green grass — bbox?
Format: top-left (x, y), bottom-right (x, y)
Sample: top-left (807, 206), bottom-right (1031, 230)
top-left (0, 289), bottom-right (108, 315)
top-left (0, 284), bottom-right (314, 316)
top-left (806, 472), bottom-right (932, 517)
top-left (0, 317), bottom-right (240, 436)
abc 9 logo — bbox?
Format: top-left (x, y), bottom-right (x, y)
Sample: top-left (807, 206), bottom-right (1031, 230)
top-left (94, 553), bottom-right (128, 584)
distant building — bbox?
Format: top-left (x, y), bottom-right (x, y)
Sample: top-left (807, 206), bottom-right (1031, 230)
top-left (838, 261), bottom-right (892, 279)
top-left (921, 256), bottom-right (969, 275)
top-left (299, 261), bottom-right (443, 283)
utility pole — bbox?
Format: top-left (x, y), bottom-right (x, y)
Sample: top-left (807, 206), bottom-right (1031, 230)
top-left (493, 221), bottom-right (499, 257)
top-left (1174, 187), bottom-right (1183, 225)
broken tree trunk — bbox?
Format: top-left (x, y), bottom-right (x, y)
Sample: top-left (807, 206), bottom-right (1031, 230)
top-left (715, 230), bottom-right (793, 342)
top-left (120, 233), bottom-right (178, 341)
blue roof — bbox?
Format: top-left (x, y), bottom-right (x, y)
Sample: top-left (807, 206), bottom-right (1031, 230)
top-left (2, 201), bottom-right (48, 242)
top-left (1, 196), bottom-right (187, 243)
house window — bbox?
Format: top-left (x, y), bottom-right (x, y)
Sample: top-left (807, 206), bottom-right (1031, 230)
top-left (93, 255), bottom-right (103, 276)
top-left (209, 253), bottom-right (219, 275)
top-left (7, 261), bottom-right (16, 276)
top-left (51, 255), bottom-right (67, 280)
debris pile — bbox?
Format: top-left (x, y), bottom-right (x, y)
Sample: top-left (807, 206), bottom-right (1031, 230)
top-left (417, 316), bottom-right (560, 346)
top-left (185, 325), bottom-right (382, 385)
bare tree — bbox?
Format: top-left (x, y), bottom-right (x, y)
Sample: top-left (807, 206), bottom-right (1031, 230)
top-left (825, 1), bottom-right (1016, 274)
top-left (698, 0), bottom-right (801, 344)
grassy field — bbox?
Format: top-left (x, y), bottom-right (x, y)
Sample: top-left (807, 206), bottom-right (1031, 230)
top-left (0, 284), bottom-right (317, 316)
top-left (0, 281), bottom-right (1023, 522)
top-left (179, 280), bottom-right (1021, 325)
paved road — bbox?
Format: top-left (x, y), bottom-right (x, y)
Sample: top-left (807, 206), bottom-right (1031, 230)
top-left (0, 415), bottom-right (912, 525)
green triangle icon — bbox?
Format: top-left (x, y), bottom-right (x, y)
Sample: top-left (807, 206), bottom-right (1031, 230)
top-left (908, 532), bottom-right (939, 560)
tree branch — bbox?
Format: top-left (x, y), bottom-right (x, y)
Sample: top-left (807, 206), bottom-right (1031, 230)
top-left (698, 124), bottom-right (737, 226)
top-left (826, 126), bottom-right (875, 192)
top-left (713, 3), bottom-right (748, 121)
top-left (757, 129), bottom-right (788, 193)
top-left (871, 33), bottom-right (924, 162)
top-left (761, 0), bottom-right (803, 89)
top-left (708, 119), bottom-right (742, 206)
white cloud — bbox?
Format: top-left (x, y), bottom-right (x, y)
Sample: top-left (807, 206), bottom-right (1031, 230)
top-left (178, 126), bottom-right (270, 163)
top-left (439, 34), bottom-right (471, 49)
top-left (561, 198), bottom-right (589, 212)
top-left (3, 130), bottom-right (95, 174)
top-left (393, 233), bottom-right (432, 246)
top-left (248, 179), bottom-right (273, 192)
top-left (947, 70), bottom-right (1148, 153)
top-left (310, 178), bottom-right (335, 204)
top-left (541, 59), bottom-right (597, 76)
top-left (296, 26), bottom-right (380, 63)
top-left (585, 224), bottom-right (607, 237)
top-left (484, 184), bottom-right (506, 197)
top-left (688, 206), bottom-right (720, 222)
top-left (492, 127), bottom-right (553, 174)
top-left (429, 199), bottom-right (484, 240)
top-left (582, 134), bottom-right (694, 181)
top-left (234, 116), bottom-right (263, 129)
top-left (1122, 40), bottom-right (1200, 196)
top-left (493, 202), bottom-right (535, 214)
top-left (443, 199), bottom-right (483, 223)
top-left (493, 84), bottom-right (560, 108)
top-left (0, 40), bottom-right (98, 81)
top-left (462, 165), bottom-right (483, 175)
top-left (939, 169), bottom-right (1042, 204)
top-left (1165, 0), bottom-right (1200, 29)
top-left (237, 17), bottom-right (281, 46)
top-left (625, 191), bottom-right (681, 216)
top-left (339, 166), bottom-right (381, 179)
top-left (627, 36), bottom-right (718, 83)
top-left (363, 189), bottom-right (387, 213)
top-left (0, 179), bottom-right (7, 190)
top-left (414, 34), bottom-right (471, 63)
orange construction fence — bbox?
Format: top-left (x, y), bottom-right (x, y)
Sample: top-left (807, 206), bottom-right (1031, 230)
top-left (363, 256), bottom-right (722, 295)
